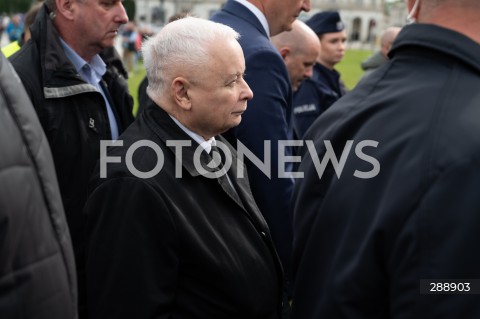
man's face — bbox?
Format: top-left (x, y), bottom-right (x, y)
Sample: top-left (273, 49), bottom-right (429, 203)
top-left (73, 0), bottom-right (128, 53)
top-left (319, 30), bottom-right (347, 69)
top-left (185, 39), bottom-right (253, 139)
top-left (285, 48), bottom-right (318, 91)
top-left (266, 0), bottom-right (311, 36)
top-left (12, 15), bottom-right (21, 26)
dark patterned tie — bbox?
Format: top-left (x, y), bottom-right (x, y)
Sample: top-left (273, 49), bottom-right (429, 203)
top-left (209, 145), bottom-right (241, 204)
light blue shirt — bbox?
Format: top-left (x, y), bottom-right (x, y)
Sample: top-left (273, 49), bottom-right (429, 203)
top-left (234, 0), bottom-right (270, 37)
top-left (59, 39), bottom-right (119, 139)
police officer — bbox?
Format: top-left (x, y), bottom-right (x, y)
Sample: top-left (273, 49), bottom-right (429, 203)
top-left (292, 11), bottom-right (347, 138)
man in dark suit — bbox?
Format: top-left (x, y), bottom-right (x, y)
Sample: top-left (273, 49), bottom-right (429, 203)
top-left (211, 0), bottom-right (311, 291)
top-left (85, 17), bottom-right (286, 318)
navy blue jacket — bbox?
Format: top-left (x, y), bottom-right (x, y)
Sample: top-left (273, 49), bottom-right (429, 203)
top-left (211, 0), bottom-right (295, 282)
top-left (292, 63), bottom-right (345, 138)
top-left (292, 24), bottom-right (480, 319)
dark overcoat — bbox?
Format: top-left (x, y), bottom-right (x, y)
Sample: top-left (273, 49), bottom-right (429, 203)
top-left (85, 103), bottom-right (286, 318)
top-left (292, 24), bottom-right (480, 318)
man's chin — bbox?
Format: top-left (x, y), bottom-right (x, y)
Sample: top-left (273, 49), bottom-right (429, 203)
top-left (230, 117), bottom-right (242, 128)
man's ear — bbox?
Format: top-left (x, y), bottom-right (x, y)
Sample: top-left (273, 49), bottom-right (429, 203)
top-left (171, 77), bottom-right (192, 111)
top-left (407, 0), bottom-right (421, 21)
top-left (55, 0), bottom-right (76, 20)
top-left (278, 47), bottom-right (290, 60)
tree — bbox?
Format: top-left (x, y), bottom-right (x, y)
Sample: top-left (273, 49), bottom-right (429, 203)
top-left (123, 0), bottom-right (136, 22)
top-left (0, 0), bottom-right (32, 14)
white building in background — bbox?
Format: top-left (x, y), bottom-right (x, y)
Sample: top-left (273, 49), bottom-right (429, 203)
top-left (134, 0), bottom-right (396, 45)
top-left (385, 0), bottom-right (409, 27)
top-left (307, 0), bottom-right (385, 45)
top-left (134, 0), bottom-right (222, 27)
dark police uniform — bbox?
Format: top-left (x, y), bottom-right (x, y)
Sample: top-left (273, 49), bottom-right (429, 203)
top-left (292, 11), bottom-right (346, 138)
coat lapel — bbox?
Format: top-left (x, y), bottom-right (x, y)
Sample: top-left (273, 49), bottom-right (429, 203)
top-left (143, 104), bottom-right (269, 231)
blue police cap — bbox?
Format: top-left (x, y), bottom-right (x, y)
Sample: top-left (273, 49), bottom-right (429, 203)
top-left (306, 11), bottom-right (345, 35)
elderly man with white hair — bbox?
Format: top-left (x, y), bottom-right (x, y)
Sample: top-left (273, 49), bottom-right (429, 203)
top-left (85, 16), bottom-right (286, 319)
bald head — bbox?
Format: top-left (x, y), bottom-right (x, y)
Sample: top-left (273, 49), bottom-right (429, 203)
top-left (272, 20), bottom-right (319, 54)
top-left (420, 0), bottom-right (478, 10)
top-left (408, 0), bottom-right (480, 43)
top-left (380, 27), bottom-right (401, 58)
top-left (271, 20), bottom-right (321, 91)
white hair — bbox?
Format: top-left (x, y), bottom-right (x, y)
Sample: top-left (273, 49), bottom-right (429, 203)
top-left (142, 16), bottom-right (240, 101)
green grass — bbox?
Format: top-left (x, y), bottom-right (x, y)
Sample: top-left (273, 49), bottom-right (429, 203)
top-left (336, 49), bottom-right (374, 90)
top-left (127, 63), bottom-right (147, 117)
top-left (128, 49), bottom-right (373, 114)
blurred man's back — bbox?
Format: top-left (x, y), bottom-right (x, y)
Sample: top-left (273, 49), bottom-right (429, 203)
top-left (0, 53), bottom-right (77, 319)
top-left (292, 1), bottom-right (480, 318)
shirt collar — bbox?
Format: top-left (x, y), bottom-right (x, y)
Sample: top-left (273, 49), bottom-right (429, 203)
top-left (59, 38), bottom-right (106, 80)
top-left (169, 115), bottom-right (216, 153)
top-left (234, 0), bottom-right (270, 37)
